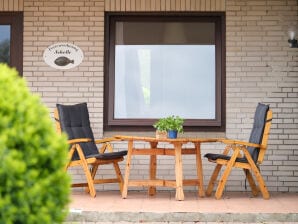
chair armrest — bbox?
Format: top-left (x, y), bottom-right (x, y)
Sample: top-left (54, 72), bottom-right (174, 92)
top-left (219, 139), bottom-right (263, 149)
top-left (95, 137), bottom-right (122, 153)
top-left (68, 138), bottom-right (92, 144)
top-left (94, 137), bottom-right (120, 144)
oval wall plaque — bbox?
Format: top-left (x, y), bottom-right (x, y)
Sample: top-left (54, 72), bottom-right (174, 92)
top-left (43, 43), bottom-right (84, 69)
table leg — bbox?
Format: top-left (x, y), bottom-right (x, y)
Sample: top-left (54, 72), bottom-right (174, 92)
top-left (195, 142), bottom-right (205, 197)
top-left (149, 142), bottom-right (158, 196)
top-left (174, 143), bottom-right (184, 201)
top-left (122, 140), bottom-right (133, 199)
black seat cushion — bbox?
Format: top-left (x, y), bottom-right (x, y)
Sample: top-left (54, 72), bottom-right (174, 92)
top-left (57, 103), bottom-right (127, 161)
top-left (204, 153), bottom-right (248, 163)
top-left (204, 103), bottom-right (269, 164)
top-left (86, 150), bottom-right (128, 160)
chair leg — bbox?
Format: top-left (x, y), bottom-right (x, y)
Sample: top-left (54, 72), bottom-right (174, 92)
top-left (215, 148), bottom-right (240, 199)
top-left (113, 162), bottom-right (124, 193)
top-left (81, 161), bottom-right (96, 197)
top-left (243, 169), bottom-right (259, 197)
top-left (215, 166), bottom-right (232, 199)
top-left (85, 164), bottom-right (99, 194)
top-left (206, 164), bottom-right (222, 197)
top-left (250, 164), bottom-right (270, 199)
top-left (242, 148), bottom-right (270, 199)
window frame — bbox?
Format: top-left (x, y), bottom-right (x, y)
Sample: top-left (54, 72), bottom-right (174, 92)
top-left (104, 12), bottom-right (225, 132)
top-left (0, 12), bottom-right (23, 75)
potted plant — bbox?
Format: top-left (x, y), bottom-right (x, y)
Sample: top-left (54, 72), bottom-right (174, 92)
top-left (153, 115), bottom-right (184, 139)
top-left (153, 117), bottom-right (168, 139)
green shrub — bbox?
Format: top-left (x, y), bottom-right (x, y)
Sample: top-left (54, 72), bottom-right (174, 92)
top-left (0, 64), bottom-right (71, 224)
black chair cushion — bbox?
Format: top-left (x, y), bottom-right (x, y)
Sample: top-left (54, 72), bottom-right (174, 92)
top-left (247, 103), bottom-right (269, 163)
top-left (86, 150), bottom-right (128, 160)
top-left (204, 153), bottom-right (248, 163)
top-left (204, 103), bottom-right (269, 164)
top-left (57, 103), bottom-right (127, 161)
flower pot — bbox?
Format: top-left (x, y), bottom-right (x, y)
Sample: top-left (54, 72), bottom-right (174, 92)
top-left (167, 130), bottom-right (178, 139)
top-left (156, 130), bottom-right (167, 139)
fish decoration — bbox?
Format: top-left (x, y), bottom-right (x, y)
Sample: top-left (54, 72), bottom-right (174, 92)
top-left (54, 56), bottom-right (74, 66)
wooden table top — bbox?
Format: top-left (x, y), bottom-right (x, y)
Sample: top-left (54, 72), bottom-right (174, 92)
top-left (114, 135), bottom-right (221, 144)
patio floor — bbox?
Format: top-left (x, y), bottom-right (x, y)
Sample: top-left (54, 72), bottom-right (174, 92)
top-left (66, 190), bottom-right (298, 223)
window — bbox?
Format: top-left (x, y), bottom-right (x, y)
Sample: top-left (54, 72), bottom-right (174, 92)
top-left (0, 12), bottom-right (23, 75)
top-left (104, 12), bottom-right (225, 131)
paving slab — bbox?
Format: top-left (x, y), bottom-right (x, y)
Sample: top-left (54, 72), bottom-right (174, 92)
top-left (66, 191), bottom-right (298, 223)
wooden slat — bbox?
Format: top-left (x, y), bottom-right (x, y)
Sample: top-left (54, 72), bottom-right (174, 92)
top-left (183, 179), bottom-right (199, 186)
top-left (149, 142), bottom-right (158, 195)
top-left (164, 180), bottom-right (176, 187)
top-left (128, 179), bottom-right (165, 187)
top-left (93, 178), bottom-right (120, 184)
top-left (130, 147), bottom-right (197, 156)
top-left (132, 148), bottom-right (165, 155)
top-left (174, 143), bottom-right (184, 201)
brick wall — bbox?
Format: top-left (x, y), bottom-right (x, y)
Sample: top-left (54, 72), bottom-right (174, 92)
top-left (225, 0), bottom-right (298, 192)
top-left (0, 0), bottom-right (23, 11)
top-left (2, 0), bottom-right (297, 192)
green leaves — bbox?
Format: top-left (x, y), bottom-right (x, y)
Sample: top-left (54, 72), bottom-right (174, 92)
top-left (153, 115), bottom-right (184, 133)
top-left (0, 64), bottom-right (70, 223)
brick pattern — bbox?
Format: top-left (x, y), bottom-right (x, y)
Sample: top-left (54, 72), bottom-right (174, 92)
top-left (105, 0), bottom-right (226, 11)
top-left (4, 0), bottom-right (298, 192)
top-left (226, 0), bottom-right (298, 192)
top-left (0, 0), bottom-right (23, 11)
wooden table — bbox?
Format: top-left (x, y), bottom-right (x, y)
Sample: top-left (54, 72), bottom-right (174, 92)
top-left (115, 135), bottom-right (218, 201)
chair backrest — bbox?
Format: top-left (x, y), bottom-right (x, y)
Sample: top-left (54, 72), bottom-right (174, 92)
top-left (55, 103), bottom-right (98, 160)
top-left (247, 103), bottom-right (272, 164)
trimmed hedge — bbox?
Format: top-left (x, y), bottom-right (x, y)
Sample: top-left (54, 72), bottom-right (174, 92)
top-left (0, 64), bottom-right (70, 224)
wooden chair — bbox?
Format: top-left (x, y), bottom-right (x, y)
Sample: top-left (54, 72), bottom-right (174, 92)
top-left (204, 103), bottom-right (273, 199)
top-left (54, 102), bottom-right (127, 197)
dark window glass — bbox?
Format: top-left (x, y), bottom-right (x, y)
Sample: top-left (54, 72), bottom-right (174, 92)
top-left (0, 12), bottom-right (23, 75)
top-left (0, 25), bottom-right (10, 64)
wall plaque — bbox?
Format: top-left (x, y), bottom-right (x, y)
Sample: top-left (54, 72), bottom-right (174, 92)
top-left (43, 43), bottom-right (84, 69)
